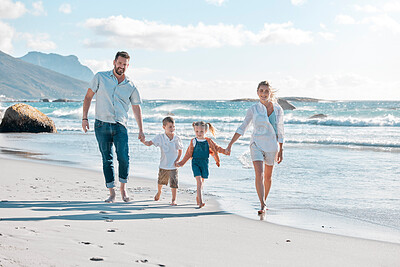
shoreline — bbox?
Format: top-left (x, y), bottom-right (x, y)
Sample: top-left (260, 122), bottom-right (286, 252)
top-left (0, 156), bottom-right (399, 266)
top-left (1, 146), bottom-right (400, 245)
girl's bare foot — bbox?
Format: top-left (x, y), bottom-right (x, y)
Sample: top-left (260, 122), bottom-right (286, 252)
top-left (258, 205), bottom-right (267, 215)
top-left (154, 192), bottom-right (161, 201)
top-left (170, 201), bottom-right (177, 206)
top-left (198, 203), bottom-right (205, 209)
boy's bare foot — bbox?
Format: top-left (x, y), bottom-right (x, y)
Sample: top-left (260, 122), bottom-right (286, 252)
top-left (154, 192), bottom-right (161, 201)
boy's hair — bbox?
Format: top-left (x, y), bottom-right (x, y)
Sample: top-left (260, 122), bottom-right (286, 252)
top-left (115, 51), bottom-right (130, 61)
top-left (192, 121), bottom-right (216, 137)
top-left (163, 116), bottom-right (175, 126)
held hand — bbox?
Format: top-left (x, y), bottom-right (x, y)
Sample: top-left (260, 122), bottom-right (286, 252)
top-left (225, 145), bottom-right (232, 156)
top-left (82, 120), bottom-right (89, 133)
top-left (175, 162), bottom-right (181, 168)
top-left (276, 150), bottom-right (283, 164)
top-left (138, 131), bottom-right (145, 142)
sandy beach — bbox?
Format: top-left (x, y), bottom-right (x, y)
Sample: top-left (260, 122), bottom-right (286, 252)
top-left (0, 156), bottom-right (399, 267)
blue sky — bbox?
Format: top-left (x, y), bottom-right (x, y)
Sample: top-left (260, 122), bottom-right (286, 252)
top-left (0, 0), bottom-right (399, 100)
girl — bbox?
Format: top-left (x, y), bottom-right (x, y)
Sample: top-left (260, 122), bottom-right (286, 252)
top-left (226, 81), bottom-right (284, 215)
top-left (176, 121), bottom-right (228, 208)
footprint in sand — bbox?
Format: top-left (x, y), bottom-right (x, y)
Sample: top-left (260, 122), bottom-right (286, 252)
top-left (114, 242), bottom-right (125, 245)
top-left (135, 259), bottom-right (148, 263)
top-left (80, 241), bottom-right (91, 245)
top-left (107, 229), bottom-right (116, 232)
top-left (105, 219), bottom-right (113, 222)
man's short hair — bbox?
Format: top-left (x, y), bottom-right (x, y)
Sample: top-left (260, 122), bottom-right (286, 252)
top-left (163, 116), bottom-right (175, 126)
top-left (115, 51), bottom-right (130, 61)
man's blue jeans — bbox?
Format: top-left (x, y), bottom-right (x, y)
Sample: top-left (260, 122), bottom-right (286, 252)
top-left (94, 119), bottom-right (129, 188)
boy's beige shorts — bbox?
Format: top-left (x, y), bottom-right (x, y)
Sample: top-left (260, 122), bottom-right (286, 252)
top-left (158, 168), bottom-right (178, 188)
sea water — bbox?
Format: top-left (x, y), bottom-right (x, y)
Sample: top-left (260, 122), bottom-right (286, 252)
top-left (0, 99), bottom-right (399, 243)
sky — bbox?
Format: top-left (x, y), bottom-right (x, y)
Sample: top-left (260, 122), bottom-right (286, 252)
top-left (0, 0), bottom-right (399, 100)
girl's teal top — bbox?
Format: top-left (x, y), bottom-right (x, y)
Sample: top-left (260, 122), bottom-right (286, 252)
top-left (268, 110), bottom-right (277, 135)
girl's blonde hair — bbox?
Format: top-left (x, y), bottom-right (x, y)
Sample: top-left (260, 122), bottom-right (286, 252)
top-left (257, 80), bottom-right (278, 103)
top-left (192, 121), bottom-right (216, 137)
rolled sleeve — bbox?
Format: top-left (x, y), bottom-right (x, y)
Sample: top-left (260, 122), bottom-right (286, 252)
top-left (129, 84), bottom-right (142, 105)
top-left (236, 108), bottom-right (253, 135)
top-left (176, 136), bottom-right (184, 150)
top-left (276, 107), bottom-right (285, 143)
top-left (89, 73), bottom-right (100, 93)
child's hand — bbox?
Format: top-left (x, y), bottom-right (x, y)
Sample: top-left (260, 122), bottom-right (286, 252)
top-left (175, 161), bottom-right (181, 167)
top-left (225, 146), bottom-right (231, 156)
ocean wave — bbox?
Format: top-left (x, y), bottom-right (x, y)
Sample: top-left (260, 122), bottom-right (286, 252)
top-left (285, 114), bottom-right (400, 127)
top-left (286, 139), bottom-right (400, 149)
top-left (152, 104), bottom-right (196, 112)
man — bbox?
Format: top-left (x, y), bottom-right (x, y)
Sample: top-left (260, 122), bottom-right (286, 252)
top-left (82, 51), bottom-right (145, 203)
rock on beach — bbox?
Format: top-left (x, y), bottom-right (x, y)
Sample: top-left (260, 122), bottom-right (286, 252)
top-left (0, 103), bottom-right (57, 133)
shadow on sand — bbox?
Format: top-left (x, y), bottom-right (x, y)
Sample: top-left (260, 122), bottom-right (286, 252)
top-left (0, 200), bottom-right (228, 222)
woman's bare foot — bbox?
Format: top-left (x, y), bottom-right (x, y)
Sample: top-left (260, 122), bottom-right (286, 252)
top-left (154, 192), bottom-right (161, 201)
top-left (257, 205), bottom-right (267, 215)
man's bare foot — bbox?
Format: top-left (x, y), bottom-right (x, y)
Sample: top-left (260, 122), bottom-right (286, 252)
top-left (120, 190), bottom-right (130, 203)
top-left (154, 192), bottom-right (161, 201)
top-left (104, 195), bottom-right (116, 203)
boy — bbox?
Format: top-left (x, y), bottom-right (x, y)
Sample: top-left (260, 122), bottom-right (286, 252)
top-left (142, 117), bottom-right (183, 205)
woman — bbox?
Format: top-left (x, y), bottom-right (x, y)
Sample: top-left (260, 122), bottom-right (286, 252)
top-left (226, 81), bottom-right (284, 214)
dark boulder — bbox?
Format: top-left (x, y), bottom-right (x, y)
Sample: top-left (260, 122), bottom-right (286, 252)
top-left (277, 98), bottom-right (296, 110)
top-left (0, 103), bottom-right (57, 133)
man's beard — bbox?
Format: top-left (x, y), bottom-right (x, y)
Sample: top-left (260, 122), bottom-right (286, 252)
top-left (114, 66), bottom-right (124, 75)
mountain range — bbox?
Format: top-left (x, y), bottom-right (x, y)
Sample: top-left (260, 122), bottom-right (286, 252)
top-left (19, 51), bottom-right (94, 82)
top-left (0, 50), bottom-right (88, 100)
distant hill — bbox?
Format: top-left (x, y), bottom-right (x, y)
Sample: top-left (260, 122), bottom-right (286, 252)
top-left (19, 51), bottom-right (94, 82)
top-left (0, 50), bottom-right (88, 100)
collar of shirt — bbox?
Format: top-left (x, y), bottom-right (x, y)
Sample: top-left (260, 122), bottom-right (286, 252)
top-left (108, 70), bottom-right (130, 86)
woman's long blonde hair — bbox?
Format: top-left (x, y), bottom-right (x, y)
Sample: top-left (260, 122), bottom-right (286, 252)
top-left (257, 81), bottom-right (278, 103)
top-left (192, 121), bottom-right (216, 137)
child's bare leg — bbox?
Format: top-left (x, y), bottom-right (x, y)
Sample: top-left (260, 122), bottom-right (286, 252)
top-left (105, 188), bottom-right (116, 203)
top-left (195, 176), bottom-right (205, 208)
top-left (120, 182), bottom-right (130, 202)
top-left (171, 188), bottom-right (177, 205)
top-left (154, 184), bottom-right (162, 201)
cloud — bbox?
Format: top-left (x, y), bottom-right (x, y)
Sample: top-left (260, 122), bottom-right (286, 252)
top-left (18, 33), bottom-right (56, 50)
top-left (319, 32), bottom-right (335, 40)
top-left (335, 14), bottom-right (357, 25)
top-left (82, 59), bottom-right (161, 80)
top-left (31, 1), bottom-right (46, 16)
top-left (84, 16), bottom-right (313, 51)
top-left (291, 0), bottom-right (307, 6)
top-left (361, 14), bottom-right (400, 34)
top-left (205, 0), bottom-right (227, 6)
top-left (59, 3), bottom-right (71, 14)
top-left (0, 0), bottom-right (27, 19)
top-left (383, 2), bottom-right (400, 12)
top-left (0, 20), bottom-right (15, 53)
top-left (354, 4), bottom-right (380, 13)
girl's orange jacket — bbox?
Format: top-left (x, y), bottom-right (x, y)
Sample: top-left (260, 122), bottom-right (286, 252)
top-left (179, 137), bottom-right (225, 167)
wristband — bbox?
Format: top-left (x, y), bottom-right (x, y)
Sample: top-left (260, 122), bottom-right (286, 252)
top-left (82, 118), bottom-right (88, 121)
